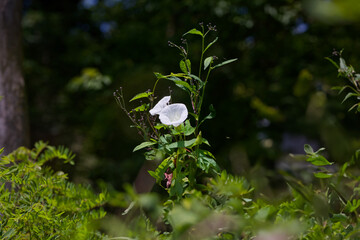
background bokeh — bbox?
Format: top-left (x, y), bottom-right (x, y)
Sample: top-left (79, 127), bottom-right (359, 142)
top-left (23, 0), bottom-right (360, 191)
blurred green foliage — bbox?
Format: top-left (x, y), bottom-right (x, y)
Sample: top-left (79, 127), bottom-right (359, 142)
top-left (0, 142), bottom-right (108, 239)
top-left (105, 145), bottom-right (360, 239)
top-left (22, 0), bottom-right (360, 190)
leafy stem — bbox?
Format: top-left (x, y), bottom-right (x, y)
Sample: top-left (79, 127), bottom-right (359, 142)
top-left (195, 65), bottom-right (213, 135)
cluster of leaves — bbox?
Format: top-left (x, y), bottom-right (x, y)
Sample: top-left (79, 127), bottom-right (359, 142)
top-left (0, 142), bottom-right (108, 239)
top-left (327, 50), bottom-right (360, 112)
top-left (113, 144), bottom-right (360, 239)
top-left (114, 24), bottom-right (236, 199)
top-left (108, 54), bottom-right (360, 239)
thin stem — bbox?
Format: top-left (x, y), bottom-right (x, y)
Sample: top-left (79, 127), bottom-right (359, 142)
top-left (151, 78), bottom-right (161, 107)
top-left (195, 66), bottom-right (212, 135)
top-left (146, 115), bottom-right (160, 139)
top-left (198, 25), bottom-right (206, 78)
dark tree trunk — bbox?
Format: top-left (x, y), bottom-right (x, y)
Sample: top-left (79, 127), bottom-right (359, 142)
top-left (0, 0), bottom-right (29, 154)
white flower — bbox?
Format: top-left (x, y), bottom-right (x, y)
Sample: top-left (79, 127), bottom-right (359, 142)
top-left (159, 103), bottom-right (188, 127)
top-left (149, 96), bottom-right (171, 116)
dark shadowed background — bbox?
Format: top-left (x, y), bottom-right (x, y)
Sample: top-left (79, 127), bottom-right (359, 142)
top-left (22, 0), bottom-right (360, 191)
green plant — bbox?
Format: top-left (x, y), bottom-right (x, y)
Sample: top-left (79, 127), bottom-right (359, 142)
top-left (114, 23), bottom-right (237, 200)
top-left (110, 30), bottom-right (360, 239)
top-left (0, 141), bottom-right (108, 239)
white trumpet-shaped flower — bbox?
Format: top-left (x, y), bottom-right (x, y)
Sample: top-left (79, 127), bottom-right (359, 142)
top-left (159, 103), bottom-right (188, 127)
top-left (149, 96), bottom-right (171, 116)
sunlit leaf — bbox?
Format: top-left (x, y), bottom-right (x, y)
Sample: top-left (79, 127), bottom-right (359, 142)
top-left (342, 92), bottom-right (357, 103)
top-left (167, 76), bottom-right (195, 94)
top-left (130, 91), bottom-right (153, 102)
top-left (133, 141), bottom-right (156, 152)
top-left (180, 59), bottom-right (191, 74)
top-left (212, 58), bottom-right (237, 69)
top-left (307, 154), bottom-right (333, 166)
top-left (166, 139), bottom-right (196, 149)
top-left (183, 28), bottom-right (203, 37)
top-left (325, 57), bottom-right (340, 69)
top-left (204, 56), bottom-right (213, 70)
top-left (304, 144), bottom-right (314, 154)
top-left (204, 37), bottom-right (218, 52)
top-left (200, 104), bottom-right (216, 125)
top-left (314, 172), bottom-right (333, 178)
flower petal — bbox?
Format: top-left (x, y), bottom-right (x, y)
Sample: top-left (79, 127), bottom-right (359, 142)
top-left (149, 96), bottom-right (171, 115)
top-left (159, 103), bottom-right (188, 127)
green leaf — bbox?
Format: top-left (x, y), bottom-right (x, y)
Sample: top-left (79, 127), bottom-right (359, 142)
top-left (307, 154), bottom-right (333, 166)
top-left (195, 149), bottom-right (219, 173)
top-left (200, 104), bottom-right (216, 125)
top-left (348, 103), bottom-right (360, 112)
top-left (180, 59), bottom-right (191, 74)
top-left (154, 72), bottom-right (165, 79)
top-left (342, 92), bottom-right (357, 103)
top-left (2, 228), bottom-right (16, 239)
top-left (133, 141), bottom-right (156, 152)
top-left (167, 76), bottom-right (195, 94)
top-left (130, 92), bottom-right (153, 102)
top-left (314, 147), bottom-right (326, 154)
top-left (189, 74), bottom-right (204, 89)
top-left (188, 112), bottom-right (198, 121)
top-left (130, 103), bottom-right (149, 113)
top-left (204, 57), bottom-right (213, 70)
top-left (169, 171), bottom-right (186, 197)
top-left (304, 144), bottom-right (314, 154)
top-left (183, 120), bottom-right (195, 136)
top-left (337, 85), bottom-right (350, 95)
top-left (149, 156), bottom-right (172, 183)
top-left (212, 58), bottom-right (237, 69)
top-left (340, 57), bottom-right (347, 70)
top-left (171, 120), bottom-right (195, 136)
top-left (325, 57), bottom-right (340, 69)
top-left (331, 213), bottom-right (348, 223)
top-left (167, 139), bottom-right (196, 149)
top-left (154, 124), bottom-right (166, 130)
top-left (183, 28), bottom-right (203, 37)
top-left (204, 37), bottom-right (218, 52)
top-left (314, 172), bottom-right (333, 178)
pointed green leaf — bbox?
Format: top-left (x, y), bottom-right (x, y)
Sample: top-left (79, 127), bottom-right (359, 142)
top-left (130, 92), bottom-right (153, 102)
top-left (183, 28), bottom-right (203, 37)
top-left (307, 154), bottom-right (333, 166)
top-left (133, 141), bottom-right (156, 152)
top-left (166, 139), bottom-right (196, 149)
top-left (314, 172), bottom-right (333, 178)
top-left (180, 59), bottom-right (191, 74)
top-left (314, 147), bottom-right (325, 154)
top-left (194, 149), bottom-right (219, 173)
top-left (167, 76), bottom-right (195, 94)
top-left (188, 112), bottom-right (198, 121)
top-left (339, 57), bottom-right (347, 70)
top-left (154, 72), bottom-right (165, 79)
top-left (130, 103), bottom-right (149, 113)
top-left (149, 156), bottom-right (172, 183)
top-left (204, 57), bottom-right (213, 70)
top-left (325, 57), bottom-right (340, 69)
top-left (169, 171), bottom-right (185, 196)
top-left (200, 104), bottom-right (216, 125)
top-left (304, 144), bottom-right (314, 154)
top-left (348, 103), bottom-right (360, 112)
top-left (212, 58), bottom-right (237, 69)
top-left (171, 120), bottom-right (195, 136)
top-left (204, 37), bottom-right (218, 52)
top-left (342, 92), bottom-right (357, 103)
top-left (189, 74), bottom-right (204, 89)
